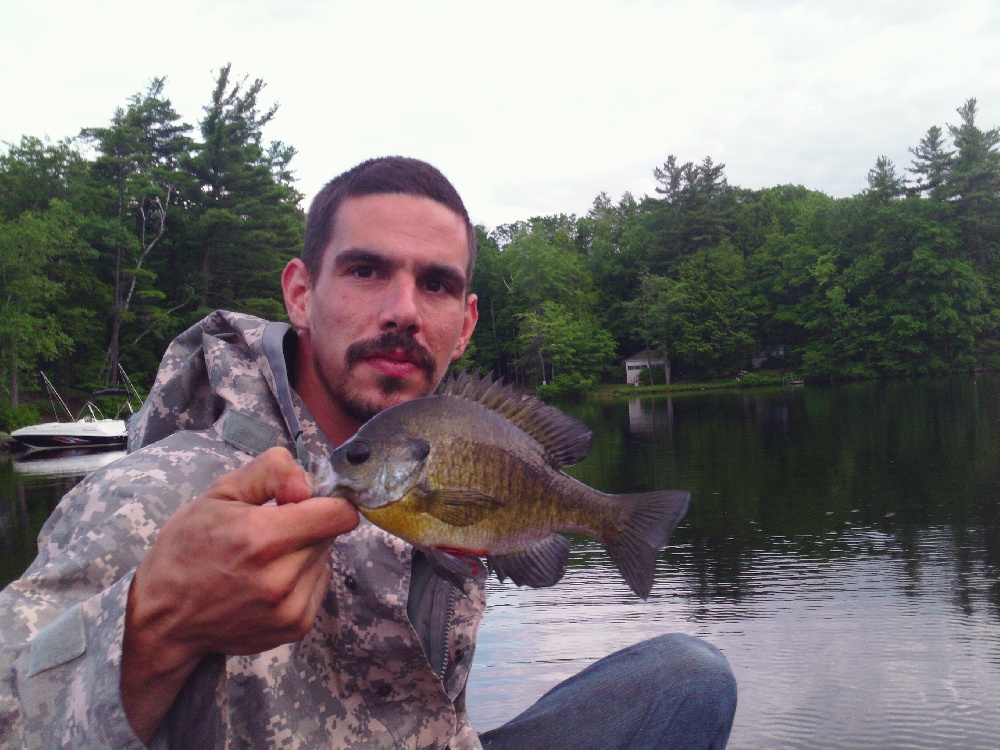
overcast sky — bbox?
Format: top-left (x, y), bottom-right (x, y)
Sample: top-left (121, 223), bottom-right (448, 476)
top-left (2, 0), bottom-right (1000, 229)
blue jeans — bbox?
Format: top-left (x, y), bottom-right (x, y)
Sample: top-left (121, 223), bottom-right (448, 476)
top-left (479, 634), bottom-right (737, 750)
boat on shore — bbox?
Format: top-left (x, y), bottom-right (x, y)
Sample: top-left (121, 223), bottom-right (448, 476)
top-left (9, 371), bottom-right (140, 452)
top-left (10, 413), bottom-right (128, 450)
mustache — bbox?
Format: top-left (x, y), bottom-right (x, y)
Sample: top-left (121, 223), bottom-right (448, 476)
top-left (345, 331), bottom-right (436, 377)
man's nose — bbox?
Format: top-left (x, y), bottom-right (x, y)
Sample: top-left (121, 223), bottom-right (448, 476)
top-left (379, 278), bottom-right (421, 332)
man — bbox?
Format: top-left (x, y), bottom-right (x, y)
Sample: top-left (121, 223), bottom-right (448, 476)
top-left (0, 157), bottom-right (736, 748)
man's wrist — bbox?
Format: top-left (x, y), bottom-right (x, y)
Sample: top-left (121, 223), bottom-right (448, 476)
top-left (121, 565), bottom-right (204, 742)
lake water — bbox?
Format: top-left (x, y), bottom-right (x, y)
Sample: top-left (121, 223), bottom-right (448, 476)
top-left (3, 377), bottom-right (999, 748)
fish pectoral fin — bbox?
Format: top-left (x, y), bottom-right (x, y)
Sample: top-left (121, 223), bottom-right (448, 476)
top-left (488, 534), bottom-right (570, 588)
top-left (416, 487), bottom-right (503, 527)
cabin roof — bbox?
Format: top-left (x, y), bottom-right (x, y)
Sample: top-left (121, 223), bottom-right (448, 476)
top-left (625, 348), bottom-right (664, 362)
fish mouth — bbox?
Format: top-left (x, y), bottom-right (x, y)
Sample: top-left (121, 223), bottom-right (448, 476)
top-left (311, 458), bottom-right (362, 499)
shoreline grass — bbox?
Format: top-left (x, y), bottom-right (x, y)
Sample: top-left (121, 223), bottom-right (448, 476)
top-left (594, 371), bottom-right (791, 398)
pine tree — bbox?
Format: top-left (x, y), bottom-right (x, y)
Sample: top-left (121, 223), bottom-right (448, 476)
top-left (82, 78), bottom-right (193, 385)
top-left (865, 155), bottom-right (906, 205)
top-left (946, 98), bottom-right (1000, 269)
top-left (907, 125), bottom-right (953, 199)
top-left (184, 64), bottom-right (304, 320)
top-left (647, 155), bottom-right (736, 273)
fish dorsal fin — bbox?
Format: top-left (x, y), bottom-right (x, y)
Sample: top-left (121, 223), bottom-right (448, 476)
top-left (438, 371), bottom-right (592, 468)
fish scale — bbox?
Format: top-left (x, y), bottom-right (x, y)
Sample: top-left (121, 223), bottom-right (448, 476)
top-left (419, 439), bottom-right (600, 553)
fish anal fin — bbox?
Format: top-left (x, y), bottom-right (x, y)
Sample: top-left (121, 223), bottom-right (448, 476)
top-left (438, 371), bottom-right (592, 468)
top-left (413, 485), bottom-right (503, 527)
top-left (488, 534), bottom-right (570, 588)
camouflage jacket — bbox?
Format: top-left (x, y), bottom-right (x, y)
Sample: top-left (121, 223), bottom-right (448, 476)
top-left (0, 311), bottom-right (487, 749)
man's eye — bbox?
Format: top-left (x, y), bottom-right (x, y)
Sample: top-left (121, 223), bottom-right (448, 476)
top-left (424, 279), bottom-right (452, 294)
top-left (352, 266), bottom-right (375, 279)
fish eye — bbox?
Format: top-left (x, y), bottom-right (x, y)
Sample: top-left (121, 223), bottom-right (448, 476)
top-left (345, 441), bottom-right (370, 465)
top-left (411, 439), bottom-right (430, 461)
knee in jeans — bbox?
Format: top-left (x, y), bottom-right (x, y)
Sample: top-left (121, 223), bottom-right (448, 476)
top-left (647, 634), bottom-right (737, 703)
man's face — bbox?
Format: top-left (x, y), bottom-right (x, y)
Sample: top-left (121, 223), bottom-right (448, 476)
top-left (284, 193), bottom-right (478, 432)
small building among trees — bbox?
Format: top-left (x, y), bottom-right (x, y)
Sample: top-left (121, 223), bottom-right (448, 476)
top-left (625, 349), bottom-right (668, 385)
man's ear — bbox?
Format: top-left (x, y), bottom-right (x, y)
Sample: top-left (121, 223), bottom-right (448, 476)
top-left (451, 294), bottom-right (479, 361)
top-left (282, 259), bottom-right (311, 329)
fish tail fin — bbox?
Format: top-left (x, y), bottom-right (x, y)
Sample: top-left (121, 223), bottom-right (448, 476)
top-left (604, 490), bottom-right (690, 599)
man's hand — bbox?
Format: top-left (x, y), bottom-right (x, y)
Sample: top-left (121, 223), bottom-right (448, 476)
top-left (121, 447), bottom-right (359, 742)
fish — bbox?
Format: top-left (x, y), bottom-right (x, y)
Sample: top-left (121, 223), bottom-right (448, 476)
top-left (313, 372), bottom-right (690, 598)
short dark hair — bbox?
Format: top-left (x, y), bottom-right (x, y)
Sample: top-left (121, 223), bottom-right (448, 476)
top-left (302, 156), bottom-right (478, 290)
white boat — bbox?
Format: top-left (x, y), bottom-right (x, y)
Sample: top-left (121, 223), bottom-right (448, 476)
top-left (10, 371), bottom-right (139, 452)
top-left (10, 412), bottom-right (128, 450)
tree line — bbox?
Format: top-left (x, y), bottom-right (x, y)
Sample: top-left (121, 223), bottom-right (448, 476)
top-left (2, 72), bottom-right (998, 423)
top-left (461, 98), bottom-right (1000, 397)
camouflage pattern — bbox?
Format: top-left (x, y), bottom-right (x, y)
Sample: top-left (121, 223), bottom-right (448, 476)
top-left (0, 311), bottom-right (487, 749)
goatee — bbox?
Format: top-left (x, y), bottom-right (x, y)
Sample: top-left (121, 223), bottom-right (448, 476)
top-left (318, 330), bottom-right (437, 424)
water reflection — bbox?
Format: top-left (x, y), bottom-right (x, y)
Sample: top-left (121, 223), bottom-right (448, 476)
top-left (469, 528), bottom-right (1000, 749)
top-left (1, 448), bottom-right (126, 583)
top-left (13, 447), bottom-right (127, 477)
top-left (627, 396), bottom-right (674, 435)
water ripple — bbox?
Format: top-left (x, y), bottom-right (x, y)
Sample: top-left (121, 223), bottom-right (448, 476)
top-left (467, 526), bottom-right (1000, 749)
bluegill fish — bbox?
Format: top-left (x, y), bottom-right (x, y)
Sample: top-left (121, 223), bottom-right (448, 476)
top-left (314, 372), bottom-right (689, 598)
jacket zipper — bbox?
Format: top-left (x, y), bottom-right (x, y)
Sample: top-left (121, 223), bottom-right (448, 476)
top-left (437, 584), bottom-right (458, 681)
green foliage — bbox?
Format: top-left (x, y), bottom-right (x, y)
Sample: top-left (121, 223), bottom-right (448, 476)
top-left (82, 76), bottom-right (195, 385)
top-left (462, 227), bottom-right (503, 374)
top-left (635, 366), bottom-right (668, 386)
top-left (577, 191), bottom-right (646, 353)
top-left (645, 155), bottom-right (737, 274)
top-left (669, 243), bottom-right (757, 379)
top-left (182, 63), bottom-right (304, 319)
top-left (908, 125), bottom-right (953, 200)
top-left (0, 66), bottom-right (303, 405)
top-left (0, 136), bottom-right (90, 220)
top-left (735, 372), bottom-right (783, 388)
top-left (0, 204), bottom-right (81, 404)
top-left (517, 302), bottom-right (617, 384)
top-left (865, 155), bottom-right (906, 205)
top-left (479, 220), bottom-right (616, 387)
top-left (623, 273), bottom-right (681, 379)
top-left (0, 402), bottom-right (42, 433)
top-left (945, 98), bottom-right (1000, 270)
top-left (537, 373), bottom-right (595, 400)
top-left (787, 197), bottom-right (988, 379)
